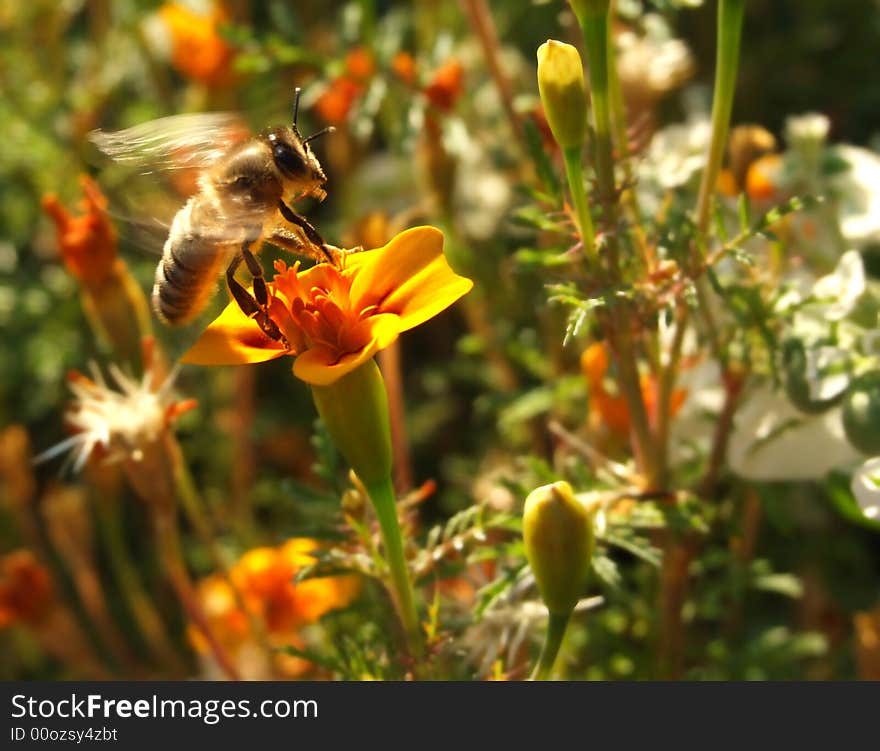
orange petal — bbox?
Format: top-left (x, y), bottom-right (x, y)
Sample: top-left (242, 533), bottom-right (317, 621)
top-left (292, 313), bottom-right (400, 386)
top-left (349, 226), bottom-right (473, 332)
top-left (181, 300), bottom-right (289, 366)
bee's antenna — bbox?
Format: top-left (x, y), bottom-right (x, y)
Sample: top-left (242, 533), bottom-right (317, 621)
top-left (293, 87), bottom-right (302, 132)
top-left (303, 126), bottom-right (336, 145)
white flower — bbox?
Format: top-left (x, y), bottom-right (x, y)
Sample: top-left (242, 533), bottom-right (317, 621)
top-left (804, 346), bottom-right (851, 402)
top-left (851, 457), bottom-right (880, 521)
top-left (36, 356), bottom-right (192, 472)
top-left (641, 117), bottom-right (712, 191)
top-left (617, 15), bottom-right (693, 99)
top-left (810, 249), bottom-right (866, 321)
top-left (728, 385), bottom-right (860, 481)
top-left (830, 145), bottom-right (880, 248)
top-left (785, 112), bottom-right (830, 151)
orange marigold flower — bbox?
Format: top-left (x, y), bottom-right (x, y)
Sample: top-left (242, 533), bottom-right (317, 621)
top-left (424, 60), bottom-right (464, 112)
top-left (581, 342), bottom-right (686, 436)
top-left (315, 76), bottom-right (364, 125)
top-left (190, 538), bottom-right (359, 673)
top-left (745, 153), bottom-right (783, 202)
top-left (345, 47), bottom-right (375, 81)
top-left (234, 539), bottom-right (360, 631)
top-left (159, 2), bottom-right (234, 87)
top-left (183, 226), bottom-right (473, 386)
top-left (0, 550), bottom-right (54, 629)
top-left (41, 176), bottom-right (116, 286)
top-left (391, 51), bottom-right (417, 86)
top-left (716, 168), bottom-right (739, 197)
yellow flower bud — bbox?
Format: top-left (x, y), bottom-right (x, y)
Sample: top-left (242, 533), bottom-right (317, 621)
top-left (536, 40), bottom-right (587, 151)
top-left (523, 481), bottom-right (595, 616)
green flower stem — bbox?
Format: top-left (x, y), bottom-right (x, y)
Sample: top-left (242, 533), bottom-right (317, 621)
top-left (578, 5), bottom-right (661, 488)
top-left (165, 436), bottom-right (273, 657)
top-left (695, 0), bottom-right (746, 236)
top-left (605, 3), bottom-right (649, 263)
top-left (530, 610), bottom-right (571, 680)
top-left (310, 360), bottom-right (423, 661)
top-left (152, 505), bottom-right (241, 680)
top-left (579, 9), bottom-right (615, 234)
top-left (562, 146), bottom-right (596, 261)
top-left (93, 493), bottom-right (184, 673)
top-left (364, 475), bottom-right (423, 658)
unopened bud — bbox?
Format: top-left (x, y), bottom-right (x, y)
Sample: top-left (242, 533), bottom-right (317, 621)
top-left (536, 41), bottom-right (587, 151)
top-left (523, 481), bottom-right (594, 615)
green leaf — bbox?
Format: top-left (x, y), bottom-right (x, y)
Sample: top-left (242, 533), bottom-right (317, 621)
top-left (737, 192), bottom-right (751, 233)
top-left (751, 572), bottom-right (804, 599)
top-left (275, 644), bottom-right (341, 672)
top-left (592, 554), bottom-right (622, 592)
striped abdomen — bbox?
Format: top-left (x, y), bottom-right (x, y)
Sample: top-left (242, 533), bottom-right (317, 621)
top-left (152, 198), bottom-right (238, 325)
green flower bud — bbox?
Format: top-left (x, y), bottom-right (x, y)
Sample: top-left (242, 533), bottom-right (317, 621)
top-left (523, 481), bottom-right (595, 616)
top-left (310, 359), bottom-right (392, 488)
top-left (536, 40), bottom-right (587, 151)
top-left (843, 371), bottom-right (880, 455)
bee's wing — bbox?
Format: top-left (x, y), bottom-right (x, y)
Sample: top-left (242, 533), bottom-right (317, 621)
top-left (89, 113), bottom-right (258, 256)
top-left (89, 112), bottom-right (250, 173)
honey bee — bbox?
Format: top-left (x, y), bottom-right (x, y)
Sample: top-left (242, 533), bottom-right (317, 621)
top-left (90, 89), bottom-right (335, 343)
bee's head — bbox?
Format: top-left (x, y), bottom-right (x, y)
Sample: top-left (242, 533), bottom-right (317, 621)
top-left (267, 126), bottom-right (329, 200)
top-left (267, 88), bottom-right (335, 201)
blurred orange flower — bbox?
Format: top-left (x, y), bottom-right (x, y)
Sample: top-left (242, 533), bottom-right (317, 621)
top-left (159, 2), bottom-right (234, 86)
top-left (182, 226), bottom-right (473, 386)
top-left (391, 51), bottom-right (417, 86)
top-left (191, 538), bottom-right (360, 676)
top-left (0, 550), bottom-right (54, 629)
top-left (424, 60), bottom-right (464, 112)
top-left (344, 47), bottom-right (375, 81)
top-left (581, 342), bottom-right (686, 436)
top-left (41, 176), bottom-right (116, 286)
top-left (315, 47), bottom-right (375, 124)
top-left (315, 77), bottom-right (364, 125)
top-left (745, 153), bottom-right (784, 202)
top-left (42, 177), bottom-right (152, 367)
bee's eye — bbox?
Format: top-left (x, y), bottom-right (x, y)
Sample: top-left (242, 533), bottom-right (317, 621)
top-left (272, 142), bottom-right (307, 176)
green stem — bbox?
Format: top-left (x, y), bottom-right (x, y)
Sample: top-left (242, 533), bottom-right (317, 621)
top-left (695, 0), bottom-right (746, 236)
top-left (579, 5), bottom-right (660, 488)
top-left (530, 610), bottom-right (571, 680)
top-left (94, 495), bottom-right (184, 673)
top-left (166, 436), bottom-right (274, 658)
top-left (562, 146), bottom-right (596, 261)
top-left (153, 507), bottom-right (240, 680)
top-left (606, 2), bottom-right (649, 265)
top-left (579, 6), bottom-right (620, 274)
top-left (364, 476), bottom-right (423, 660)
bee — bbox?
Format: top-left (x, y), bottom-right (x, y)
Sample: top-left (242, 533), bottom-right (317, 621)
top-left (90, 89), bottom-right (335, 343)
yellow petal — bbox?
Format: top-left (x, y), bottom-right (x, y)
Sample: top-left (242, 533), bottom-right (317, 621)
top-left (181, 299), bottom-right (288, 365)
top-left (349, 226), bottom-right (473, 332)
top-left (292, 314), bottom-right (400, 386)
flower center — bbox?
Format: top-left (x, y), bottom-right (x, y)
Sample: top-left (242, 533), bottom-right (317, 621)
top-left (270, 261), bottom-right (371, 361)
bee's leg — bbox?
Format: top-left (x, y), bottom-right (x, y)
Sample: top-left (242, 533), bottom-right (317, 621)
top-left (225, 249), bottom-right (287, 345)
top-left (267, 226), bottom-right (305, 255)
top-left (277, 201), bottom-right (337, 265)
